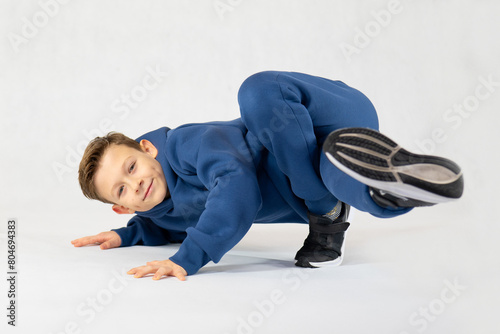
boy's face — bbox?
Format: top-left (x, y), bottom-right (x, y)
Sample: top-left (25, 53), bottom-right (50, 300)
top-left (94, 140), bottom-right (169, 213)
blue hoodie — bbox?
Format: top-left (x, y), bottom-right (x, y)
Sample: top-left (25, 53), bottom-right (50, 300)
top-left (112, 119), bottom-right (309, 275)
top-left (111, 70), bottom-right (398, 275)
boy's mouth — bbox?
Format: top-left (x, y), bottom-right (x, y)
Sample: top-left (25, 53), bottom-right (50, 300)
top-left (143, 180), bottom-right (153, 200)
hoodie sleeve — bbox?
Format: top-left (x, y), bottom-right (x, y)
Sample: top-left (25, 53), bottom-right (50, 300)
top-left (167, 125), bottom-right (262, 275)
top-left (112, 215), bottom-right (187, 247)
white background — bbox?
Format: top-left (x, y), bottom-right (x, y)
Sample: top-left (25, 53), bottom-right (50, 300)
top-left (1, 0), bottom-right (499, 333)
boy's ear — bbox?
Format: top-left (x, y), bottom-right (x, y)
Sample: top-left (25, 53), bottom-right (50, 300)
top-left (112, 205), bottom-right (135, 215)
top-left (139, 139), bottom-right (158, 158)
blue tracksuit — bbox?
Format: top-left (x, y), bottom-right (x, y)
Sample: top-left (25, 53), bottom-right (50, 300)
top-left (112, 71), bottom-right (410, 275)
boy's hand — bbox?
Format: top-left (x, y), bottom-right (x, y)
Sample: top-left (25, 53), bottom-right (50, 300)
top-left (71, 231), bottom-right (122, 250)
top-left (127, 260), bottom-right (187, 281)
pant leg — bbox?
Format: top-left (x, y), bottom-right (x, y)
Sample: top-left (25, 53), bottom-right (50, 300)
top-left (238, 71), bottom-right (336, 215)
top-left (238, 71), bottom-right (409, 218)
top-left (319, 151), bottom-right (412, 218)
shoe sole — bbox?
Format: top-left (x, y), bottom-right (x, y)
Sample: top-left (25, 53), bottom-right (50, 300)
top-left (308, 239), bottom-right (346, 268)
top-left (323, 128), bottom-right (464, 204)
top-left (295, 236), bottom-right (346, 268)
top-left (296, 249), bottom-right (344, 268)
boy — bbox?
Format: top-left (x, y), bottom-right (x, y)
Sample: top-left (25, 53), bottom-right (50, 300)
top-left (72, 71), bottom-right (464, 281)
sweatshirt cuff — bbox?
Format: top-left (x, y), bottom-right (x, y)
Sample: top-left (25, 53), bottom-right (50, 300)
top-left (111, 227), bottom-right (133, 247)
top-left (169, 236), bottom-right (211, 275)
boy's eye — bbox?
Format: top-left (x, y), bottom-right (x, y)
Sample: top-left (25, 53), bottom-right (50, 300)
top-left (118, 186), bottom-right (124, 197)
top-left (129, 162), bottom-right (136, 173)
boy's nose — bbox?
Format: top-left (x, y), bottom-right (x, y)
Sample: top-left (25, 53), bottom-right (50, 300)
top-left (135, 180), bottom-right (144, 193)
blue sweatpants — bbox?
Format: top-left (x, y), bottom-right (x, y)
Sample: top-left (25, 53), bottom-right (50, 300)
top-left (237, 71), bottom-right (411, 218)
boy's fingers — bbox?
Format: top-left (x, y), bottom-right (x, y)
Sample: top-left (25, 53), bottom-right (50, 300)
top-left (127, 267), bottom-right (138, 275)
top-left (153, 267), bottom-right (185, 281)
top-left (127, 265), bottom-right (150, 276)
top-left (127, 262), bottom-right (187, 281)
top-left (131, 268), bottom-right (146, 278)
top-left (174, 270), bottom-right (186, 281)
top-left (71, 237), bottom-right (91, 247)
top-left (153, 267), bottom-right (167, 280)
top-left (100, 239), bottom-right (119, 250)
top-left (71, 237), bottom-right (85, 246)
top-left (72, 235), bottom-right (104, 246)
top-left (130, 265), bottom-right (156, 278)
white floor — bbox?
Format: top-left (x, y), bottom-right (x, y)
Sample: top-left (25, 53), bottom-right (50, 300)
top-left (2, 195), bottom-right (498, 334)
top-left (1, 1), bottom-right (499, 333)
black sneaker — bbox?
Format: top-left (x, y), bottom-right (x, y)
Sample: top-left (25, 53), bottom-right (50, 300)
top-left (369, 187), bottom-right (435, 208)
top-left (323, 127), bottom-right (464, 206)
top-left (295, 203), bottom-right (350, 268)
